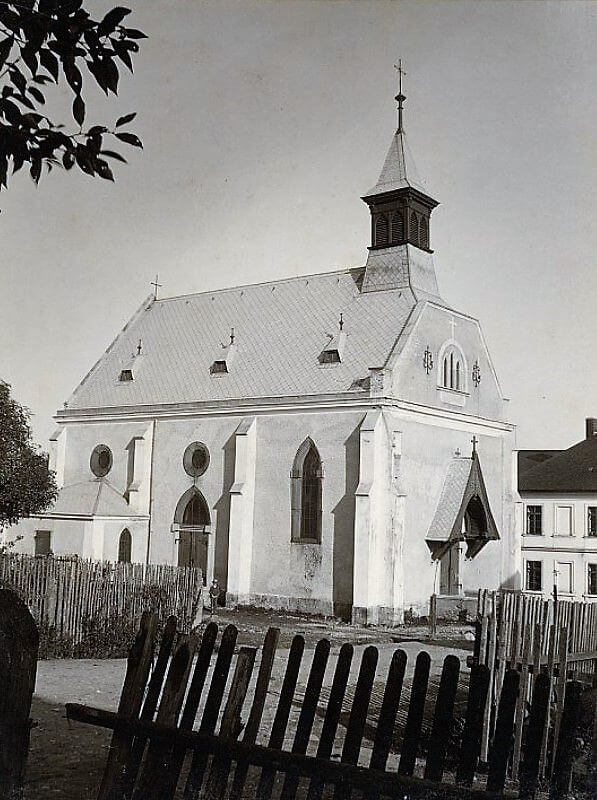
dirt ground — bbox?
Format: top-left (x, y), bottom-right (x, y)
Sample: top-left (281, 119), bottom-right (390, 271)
top-left (24, 608), bottom-right (474, 799)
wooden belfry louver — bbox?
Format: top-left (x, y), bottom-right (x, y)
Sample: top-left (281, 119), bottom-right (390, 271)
top-left (64, 611), bottom-right (589, 800)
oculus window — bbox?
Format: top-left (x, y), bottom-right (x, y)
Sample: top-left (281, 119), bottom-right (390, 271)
top-left (90, 444), bottom-right (113, 478)
top-left (183, 442), bottom-right (210, 478)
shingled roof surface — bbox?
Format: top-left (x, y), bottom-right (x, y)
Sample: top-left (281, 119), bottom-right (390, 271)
top-left (67, 268), bottom-right (422, 410)
top-left (519, 436), bottom-right (597, 492)
top-left (363, 128), bottom-right (429, 198)
top-left (48, 479), bottom-right (133, 517)
top-left (518, 450), bottom-right (561, 476)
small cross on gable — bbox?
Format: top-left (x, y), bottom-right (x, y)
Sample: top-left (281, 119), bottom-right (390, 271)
top-left (150, 274), bottom-right (163, 300)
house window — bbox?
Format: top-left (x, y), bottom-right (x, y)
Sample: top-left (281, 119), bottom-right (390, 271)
top-left (526, 560), bottom-right (542, 591)
top-left (526, 505), bottom-right (542, 535)
top-left (391, 211), bottom-right (404, 243)
top-left (34, 530), bottom-right (51, 556)
top-left (290, 439), bottom-right (323, 543)
top-left (587, 507), bottom-right (597, 536)
top-left (118, 529), bottom-right (132, 563)
top-left (556, 562), bottom-right (573, 594)
top-left (439, 344), bottom-right (465, 391)
top-left (588, 564), bottom-right (597, 595)
top-left (90, 444), bottom-right (113, 478)
top-left (375, 214), bottom-right (389, 247)
top-left (555, 505), bottom-right (572, 536)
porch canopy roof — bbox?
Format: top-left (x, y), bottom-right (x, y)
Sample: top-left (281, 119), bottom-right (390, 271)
top-left (426, 450), bottom-right (499, 561)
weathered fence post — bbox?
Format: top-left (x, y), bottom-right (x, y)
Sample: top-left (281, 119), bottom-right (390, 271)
top-left (0, 588), bottom-right (39, 800)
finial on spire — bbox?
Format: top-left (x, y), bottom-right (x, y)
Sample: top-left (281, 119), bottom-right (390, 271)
top-left (136, 339), bottom-right (142, 356)
top-left (339, 312), bottom-right (344, 331)
top-left (230, 327), bottom-right (235, 345)
top-left (393, 59), bottom-right (407, 132)
top-left (150, 274), bottom-right (162, 300)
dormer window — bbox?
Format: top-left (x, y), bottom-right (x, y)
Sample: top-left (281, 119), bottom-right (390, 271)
top-left (210, 330), bottom-right (236, 375)
top-left (119, 369), bottom-right (133, 382)
top-left (319, 326), bottom-right (346, 365)
top-left (210, 360), bottom-right (228, 374)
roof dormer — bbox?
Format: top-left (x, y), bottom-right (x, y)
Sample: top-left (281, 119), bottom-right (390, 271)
top-left (210, 329), bottom-right (237, 375)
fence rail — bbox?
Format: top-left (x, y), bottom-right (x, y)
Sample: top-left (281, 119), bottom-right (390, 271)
top-left (0, 554), bottom-right (203, 658)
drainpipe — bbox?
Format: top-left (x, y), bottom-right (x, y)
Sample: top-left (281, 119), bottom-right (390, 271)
top-left (145, 419), bottom-right (156, 565)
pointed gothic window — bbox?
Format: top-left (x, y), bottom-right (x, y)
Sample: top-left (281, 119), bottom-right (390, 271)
top-left (391, 211), bottom-right (404, 244)
top-left (374, 214), bottom-right (389, 247)
top-left (118, 529), bottom-right (132, 563)
top-left (410, 212), bottom-right (419, 246)
top-left (419, 216), bottom-right (428, 248)
top-left (439, 343), bottom-right (467, 392)
top-left (290, 439), bottom-right (323, 543)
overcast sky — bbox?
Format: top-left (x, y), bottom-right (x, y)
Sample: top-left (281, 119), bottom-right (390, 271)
top-left (1, 0), bottom-right (596, 451)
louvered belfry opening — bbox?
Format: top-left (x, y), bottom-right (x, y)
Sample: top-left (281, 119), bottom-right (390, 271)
top-left (391, 211), bottom-right (404, 243)
top-left (374, 214), bottom-right (389, 247)
top-left (301, 444), bottom-right (323, 541)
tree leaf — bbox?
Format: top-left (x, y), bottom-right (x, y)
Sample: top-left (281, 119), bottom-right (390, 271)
top-left (114, 44), bottom-right (132, 72)
top-left (28, 86), bottom-right (45, 105)
top-left (114, 131), bottom-right (142, 148)
top-left (115, 111), bottom-right (135, 127)
top-left (20, 46), bottom-right (38, 76)
top-left (94, 158), bottom-right (114, 181)
top-left (63, 60), bottom-right (83, 94)
top-left (39, 48), bottom-right (59, 82)
top-left (30, 158), bottom-right (42, 184)
top-left (100, 149), bottom-right (127, 163)
top-left (72, 94), bottom-right (85, 126)
top-left (8, 65), bottom-right (27, 94)
top-left (98, 7), bottom-right (131, 36)
top-left (0, 37), bottom-right (13, 70)
top-left (124, 28), bottom-right (147, 39)
top-left (62, 150), bottom-right (75, 170)
top-left (87, 125), bottom-right (107, 136)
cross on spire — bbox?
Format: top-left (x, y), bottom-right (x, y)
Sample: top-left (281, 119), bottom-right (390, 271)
top-left (150, 274), bottom-right (162, 300)
top-left (393, 59), bottom-right (407, 132)
top-left (471, 435), bottom-right (478, 455)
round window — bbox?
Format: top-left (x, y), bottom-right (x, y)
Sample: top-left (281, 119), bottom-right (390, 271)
top-left (90, 444), bottom-right (113, 478)
top-left (183, 442), bottom-right (210, 477)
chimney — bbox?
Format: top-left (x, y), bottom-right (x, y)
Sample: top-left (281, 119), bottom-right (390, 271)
top-left (586, 418), bottom-right (597, 439)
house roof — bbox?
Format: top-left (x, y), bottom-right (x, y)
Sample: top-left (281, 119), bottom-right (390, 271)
top-left (65, 268), bottom-right (426, 411)
top-left (46, 479), bottom-right (133, 518)
top-left (518, 436), bottom-right (597, 492)
top-left (518, 450), bottom-right (561, 476)
top-left (363, 128), bottom-right (430, 198)
top-left (426, 451), bottom-right (500, 559)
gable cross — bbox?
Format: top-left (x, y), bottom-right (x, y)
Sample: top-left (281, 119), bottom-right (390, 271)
top-left (150, 274), bottom-right (162, 300)
top-left (471, 435), bottom-right (478, 455)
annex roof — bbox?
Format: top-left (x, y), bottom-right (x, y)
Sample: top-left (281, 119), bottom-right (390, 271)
top-left (426, 452), bottom-right (500, 559)
top-left (46, 479), bottom-right (133, 518)
top-left (65, 268), bottom-right (423, 411)
top-left (518, 436), bottom-right (597, 493)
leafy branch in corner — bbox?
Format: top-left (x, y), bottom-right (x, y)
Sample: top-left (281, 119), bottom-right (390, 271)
top-left (0, 1), bottom-right (146, 190)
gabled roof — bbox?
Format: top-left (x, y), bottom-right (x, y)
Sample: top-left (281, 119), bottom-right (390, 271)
top-left (519, 436), bottom-right (597, 492)
top-left (363, 128), bottom-right (429, 198)
top-left (426, 451), bottom-right (500, 560)
top-left (45, 479), bottom-right (134, 518)
top-left (64, 268), bottom-right (425, 411)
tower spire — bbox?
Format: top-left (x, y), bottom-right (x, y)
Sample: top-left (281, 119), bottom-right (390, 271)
top-left (394, 59), bottom-right (406, 132)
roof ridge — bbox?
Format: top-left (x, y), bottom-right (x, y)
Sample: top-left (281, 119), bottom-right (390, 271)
top-left (155, 265), bottom-right (367, 303)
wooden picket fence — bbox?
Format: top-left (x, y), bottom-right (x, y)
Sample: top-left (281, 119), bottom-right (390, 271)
top-left (0, 554), bottom-right (203, 658)
top-left (66, 614), bottom-right (591, 799)
top-left (475, 588), bottom-right (597, 781)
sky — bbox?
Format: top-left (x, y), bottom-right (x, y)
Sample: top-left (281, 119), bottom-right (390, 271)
top-left (1, 0), bottom-right (596, 452)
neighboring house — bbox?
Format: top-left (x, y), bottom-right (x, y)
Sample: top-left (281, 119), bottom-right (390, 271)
top-left (515, 419), bottom-right (597, 601)
top-left (9, 86), bottom-right (517, 624)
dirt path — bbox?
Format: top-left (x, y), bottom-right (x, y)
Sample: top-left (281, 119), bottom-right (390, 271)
top-left (24, 610), bottom-right (473, 799)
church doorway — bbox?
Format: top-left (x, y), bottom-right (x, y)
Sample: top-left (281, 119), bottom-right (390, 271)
top-left (174, 489), bottom-right (211, 584)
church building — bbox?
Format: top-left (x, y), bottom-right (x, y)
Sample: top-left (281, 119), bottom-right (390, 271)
top-left (11, 85), bottom-right (519, 623)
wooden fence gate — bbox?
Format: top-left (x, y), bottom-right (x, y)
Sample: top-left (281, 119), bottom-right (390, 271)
top-left (66, 613), bottom-right (592, 799)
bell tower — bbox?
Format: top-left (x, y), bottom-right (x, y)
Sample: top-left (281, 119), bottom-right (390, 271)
top-left (361, 65), bottom-right (441, 297)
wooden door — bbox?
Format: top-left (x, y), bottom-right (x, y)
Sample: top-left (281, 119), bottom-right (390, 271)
top-left (439, 542), bottom-right (461, 595)
top-left (178, 530), bottom-right (209, 584)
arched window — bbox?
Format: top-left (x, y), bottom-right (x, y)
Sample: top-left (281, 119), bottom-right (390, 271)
top-left (118, 528), bottom-right (131, 563)
top-left (374, 214), bottom-right (389, 247)
top-left (182, 493), bottom-right (210, 528)
top-left (419, 216), bottom-right (428, 248)
top-left (290, 439), bottom-right (323, 543)
top-left (439, 343), bottom-right (467, 392)
top-left (410, 212), bottom-right (419, 246)
top-left (391, 211), bottom-right (404, 244)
